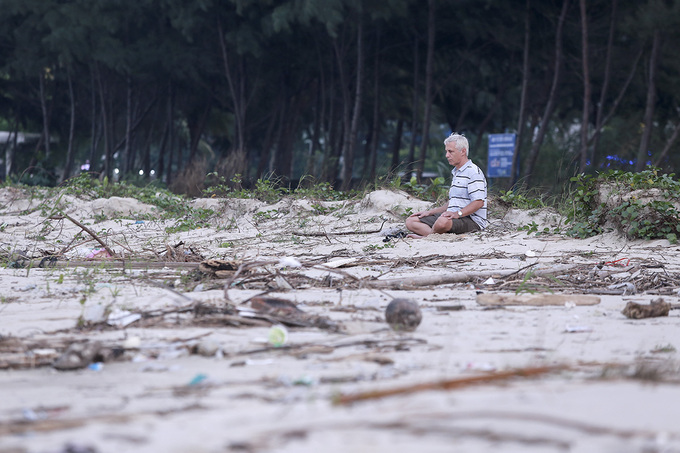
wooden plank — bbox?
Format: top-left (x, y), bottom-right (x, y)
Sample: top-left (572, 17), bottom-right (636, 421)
top-left (476, 293), bottom-right (601, 306)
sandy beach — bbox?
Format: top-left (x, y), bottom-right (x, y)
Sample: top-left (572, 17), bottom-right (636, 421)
top-left (1, 187), bottom-right (679, 453)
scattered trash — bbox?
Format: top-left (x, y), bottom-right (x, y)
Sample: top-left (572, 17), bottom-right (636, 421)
top-left (385, 298), bottom-right (422, 332)
top-left (383, 231), bottom-right (407, 242)
top-left (608, 281), bottom-right (636, 294)
top-left (48, 442), bottom-right (99, 453)
top-left (525, 249), bottom-right (537, 258)
top-left (88, 362), bottom-right (103, 371)
top-left (603, 257), bottom-right (630, 266)
top-left (278, 256), bottom-right (302, 268)
top-left (436, 305), bottom-right (466, 312)
top-left (466, 362), bottom-right (496, 372)
top-left (564, 325), bottom-right (593, 333)
top-left (53, 341), bottom-right (102, 370)
top-left (483, 277), bottom-right (495, 285)
top-left (107, 308), bottom-right (142, 328)
top-left (268, 325), bottom-right (288, 347)
top-left (622, 298), bottom-right (671, 319)
top-left (188, 373), bottom-right (208, 386)
top-left (322, 257), bottom-right (358, 268)
top-left (17, 284), bottom-right (37, 292)
top-left (274, 275), bottom-right (294, 290)
top-left (82, 304), bottom-right (108, 324)
top-left (86, 248), bottom-right (111, 259)
top-left (293, 375), bottom-right (316, 386)
top-left (123, 336), bottom-right (141, 349)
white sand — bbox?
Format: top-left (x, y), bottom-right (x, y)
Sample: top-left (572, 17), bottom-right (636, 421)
top-left (0, 188), bottom-right (679, 453)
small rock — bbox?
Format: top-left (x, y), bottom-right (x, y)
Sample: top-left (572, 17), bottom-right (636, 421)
top-left (195, 340), bottom-right (220, 357)
top-left (385, 298), bottom-right (422, 332)
top-left (622, 298), bottom-right (671, 319)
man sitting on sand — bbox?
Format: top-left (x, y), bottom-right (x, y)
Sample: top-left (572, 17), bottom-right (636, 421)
top-left (405, 133), bottom-right (488, 239)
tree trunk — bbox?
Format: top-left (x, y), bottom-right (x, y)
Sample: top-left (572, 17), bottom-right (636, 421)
top-left (95, 65), bottom-right (112, 180)
top-left (258, 103), bottom-right (279, 179)
top-left (39, 70), bottom-right (51, 161)
top-left (157, 83), bottom-right (172, 183)
top-left (589, 47), bottom-right (642, 149)
top-left (635, 30), bottom-right (662, 172)
top-left (416, 0), bottom-right (435, 182)
top-left (578, 0), bottom-right (591, 173)
top-left (305, 80), bottom-right (322, 177)
top-left (88, 65), bottom-right (98, 170)
top-left (590, 0), bottom-right (617, 167)
top-left (406, 33), bottom-right (420, 178)
top-left (341, 16), bottom-right (364, 191)
top-left (60, 69), bottom-right (77, 183)
top-left (3, 118), bottom-right (18, 180)
top-left (218, 20), bottom-right (246, 155)
top-left (652, 119), bottom-right (680, 167)
top-left (512, 0), bottom-right (531, 187)
top-left (188, 101), bottom-right (212, 165)
top-left (524, 0), bottom-right (570, 186)
top-left (390, 118), bottom-right (404, 173)
top-left (119, 75), bottom-right (132, 177)
top-left (367, 26), bottom-right (382, 182)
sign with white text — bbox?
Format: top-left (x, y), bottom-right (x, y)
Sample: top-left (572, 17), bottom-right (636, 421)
top-left (487, 133), bottom-right (516, 178)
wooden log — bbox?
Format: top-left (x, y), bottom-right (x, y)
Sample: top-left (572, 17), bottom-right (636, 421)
top-left (476, 293), bottom-right (601, 306)
top-left (368, 264), bottom-right (580, 290)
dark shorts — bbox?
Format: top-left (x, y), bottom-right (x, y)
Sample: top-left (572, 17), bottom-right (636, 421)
top-left (420, 213), bottom-right (481, 234)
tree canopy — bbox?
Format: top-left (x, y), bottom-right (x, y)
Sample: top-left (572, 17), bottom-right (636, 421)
top-left (1, 0), bottom-right (678, 193)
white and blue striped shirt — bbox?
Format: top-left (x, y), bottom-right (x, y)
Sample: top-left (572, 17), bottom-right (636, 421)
top-left (447, 160), bottom-right (488, 229)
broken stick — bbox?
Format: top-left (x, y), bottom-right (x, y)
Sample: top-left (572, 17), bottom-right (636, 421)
top-left (50, 213), bottom-right (116, 258)
top-left (334, 364), bottom-right (568, 405)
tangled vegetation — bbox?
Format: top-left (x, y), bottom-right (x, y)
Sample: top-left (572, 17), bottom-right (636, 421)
top-left (566, 168), bottom-right (680, 242)
top-left (6, 169), bottom-right (680, 243)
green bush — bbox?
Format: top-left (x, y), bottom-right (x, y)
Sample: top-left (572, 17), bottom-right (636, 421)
top-left (565, 168), bottom-right (680, 242)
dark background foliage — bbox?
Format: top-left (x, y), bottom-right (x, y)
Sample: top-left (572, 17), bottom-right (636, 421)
top-left (1, 0), bottom-right (678, 194)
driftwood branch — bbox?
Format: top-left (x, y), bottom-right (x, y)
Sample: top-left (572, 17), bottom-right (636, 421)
top-left (50, 213), bottom-right (116, 258)
top-left (297, 219), bottom-right (387, 237)
top-left (334, 364), bottom-right (568, 405)
top-left (366, 264), bottom-right (580, 289)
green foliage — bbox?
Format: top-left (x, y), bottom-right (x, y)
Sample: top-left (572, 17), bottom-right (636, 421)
top-left (388, 175), bottom-right (448, 203)
top-left (565, 168), bottom-right (680, 242)
top-left (204, 173), bottom-right (359, 203)
top-left (499, 190), bottom-right (545, 209)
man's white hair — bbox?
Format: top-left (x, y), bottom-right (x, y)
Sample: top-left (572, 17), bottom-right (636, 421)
top-left (444, 133), bottom-right (469, 156)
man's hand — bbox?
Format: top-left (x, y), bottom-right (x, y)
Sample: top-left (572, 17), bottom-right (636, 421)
top-left (441, 211), bottom-right (457, 219)
top-left (409, 210), bottom-right (430, 218)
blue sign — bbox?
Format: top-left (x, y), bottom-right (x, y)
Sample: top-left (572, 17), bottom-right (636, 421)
top-left (487, 133), bottom-right (516, 178)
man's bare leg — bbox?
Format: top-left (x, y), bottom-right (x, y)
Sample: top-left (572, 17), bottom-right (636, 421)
top-left (405, 216), bottom-right (433, 239)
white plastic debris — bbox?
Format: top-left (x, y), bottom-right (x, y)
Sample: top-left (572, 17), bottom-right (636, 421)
top-left (268, 325), bottom-right (288, 347)
top-left (123, 336), bottom-right (141, 349)
top-left (107, 308), bottom-right (141, 328)
top-left (278, 256), bottom-right (302, 268)
top-left (322, 257), bottom-right (358, 268)
top-left (525, 249), bottom-right (537, 257)
top-left (565, 324), bottom-right (593, 333)
top-left (483, 277), bottom-right (495, 285)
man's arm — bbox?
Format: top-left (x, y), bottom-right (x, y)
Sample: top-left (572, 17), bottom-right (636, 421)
top-left (410, 203), bottom-right (448, 218)
top-left (441, 199), bottom-right (484, 219)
